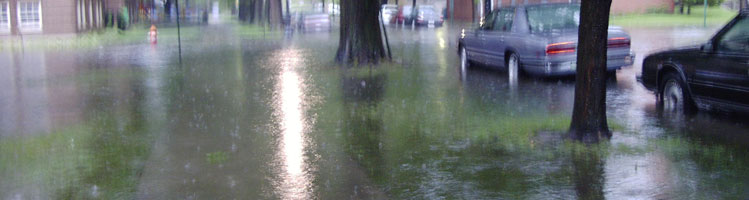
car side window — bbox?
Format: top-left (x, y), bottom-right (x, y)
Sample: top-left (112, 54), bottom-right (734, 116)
top-left (481, 11), bottom-right (496, 30)
top-left (717, 16), bottom-right (749, 54)
top-left (492, 8), bottom-right (514, 32)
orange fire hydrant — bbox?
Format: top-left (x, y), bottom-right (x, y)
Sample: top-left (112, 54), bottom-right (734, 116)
top-left (148, 24), bottom-right (158, 44)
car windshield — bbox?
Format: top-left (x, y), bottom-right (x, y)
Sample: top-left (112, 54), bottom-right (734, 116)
top-left (526, 4), bottom-right (580, 33)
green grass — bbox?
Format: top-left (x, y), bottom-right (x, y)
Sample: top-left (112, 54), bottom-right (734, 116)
top-left (0, 110), bottom-right (156, 199)
top-left (611, 6), bottom-right (738, 28)
top-left (0, 25), bottom-right (203, 51)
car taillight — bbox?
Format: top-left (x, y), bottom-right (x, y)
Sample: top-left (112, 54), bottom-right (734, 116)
top-left (546, 42), bottom-right (576, 55)
top-left (608, 37), bottom-right (630, 48)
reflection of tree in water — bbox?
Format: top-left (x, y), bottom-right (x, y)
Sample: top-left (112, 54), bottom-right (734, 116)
top-left (571, 147), bottom-right (606, 200)
top-left (341, 74), bottom-right (386, 177)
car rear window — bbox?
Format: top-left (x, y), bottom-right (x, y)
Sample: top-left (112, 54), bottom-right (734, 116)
top-left (526, 4), bottom-right (580, 33)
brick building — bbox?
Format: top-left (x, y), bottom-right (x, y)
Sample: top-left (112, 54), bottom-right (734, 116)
top-left (447, 0), bottom-right (675, 22)
top-left (1, 0), bottom-right (106, 36)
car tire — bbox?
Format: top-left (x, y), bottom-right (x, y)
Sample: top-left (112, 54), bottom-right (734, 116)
top-left (460, 47), bottom-right (471, 70)
top-left (659, 72), bottom-right (695, 113)
top-left (507, 53), bottom-right (520, 84)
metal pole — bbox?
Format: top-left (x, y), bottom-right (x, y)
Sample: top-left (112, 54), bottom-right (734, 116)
top-left (176, 0), bottom-right (182, 62)
top-left (380, 10), bottom-right (392, 60)
top-left (703, 0), bottom-right (707, 27)
top-left (449, 0), bottom-right (453, 25)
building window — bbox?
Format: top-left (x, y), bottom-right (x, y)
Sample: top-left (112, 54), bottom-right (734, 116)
top-left (18, 1), bottom-right (42, 31)
top-left (1, 1), bottom-right (9, 31)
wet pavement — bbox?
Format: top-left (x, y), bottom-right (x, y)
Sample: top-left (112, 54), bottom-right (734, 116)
top-left (1, 23), bottom-right (748, 199)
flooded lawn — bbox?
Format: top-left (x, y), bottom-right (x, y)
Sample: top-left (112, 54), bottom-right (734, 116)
top-left (1, 24), bottom-right (748, 199)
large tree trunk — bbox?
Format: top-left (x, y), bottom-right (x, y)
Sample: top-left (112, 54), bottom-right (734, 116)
top-left (336, 0), bottom-right (386, 64)
top-left (286, 0), bottom-right (290, 17)
top-left (679, 0), bottom-right (685, 14)
top-left (742, 0), bottom-right (747, 10)
top-left (569, 0), bottom-right (612, 142)
top-left (239, 0), bottom-right (281, 27)
top-left (238, 0), bottom-right (254, 22)
top-left (254, 0), bottom-right (264, 24)
top-left (269, 0), bottom-right (283, 29)
top-left (165, 0), bottom-right (173, 17)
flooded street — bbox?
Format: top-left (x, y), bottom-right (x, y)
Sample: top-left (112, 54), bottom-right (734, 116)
top-left (1, 24), bottom-right (748, 199)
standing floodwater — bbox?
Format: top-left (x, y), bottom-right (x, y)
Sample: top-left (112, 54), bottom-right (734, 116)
top-left (1, 24), bottom-right (748, 199)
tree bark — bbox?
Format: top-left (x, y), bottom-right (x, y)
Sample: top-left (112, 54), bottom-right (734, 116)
top-left (569, 0), bottom-right (612, 143)
top-left (679, 0), bottom-right (685, 14)
top-left (254, 0), bottom-right (264, 24)
top-left (286, 0), bottom-right (291, 17)
top-left (269, 0), bottom-right (283, 29)
top-left (165, 0), bottom-right (173, 17)
top-left (238, 0), bottom-right (254, 22)
top-left (336, 0), bottom-right (387, 64)
top-left (742, 0), bottom-right (747, 10)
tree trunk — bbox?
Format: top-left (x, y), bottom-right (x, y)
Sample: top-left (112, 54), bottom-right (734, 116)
top-left (569, 0), bottom-right (612, 143)
top-left (679, 1), bottom-right (685, 14)
top-left (742, 0), bottom-right (747, 10)
top-left (286, 0), bottom-right (290, 17)
top-left (336, 0), bottom-right (386, 64)
top-left (238, 0), bottom-right (254, 22)
top-left (687, 4), bottom-right (691, 15)
top-left (269, 0), bottom-right (283, 29)
top-left (165, 0), bottom-right (173, 17)
top-left (253, 0), bottom-right (260, 23)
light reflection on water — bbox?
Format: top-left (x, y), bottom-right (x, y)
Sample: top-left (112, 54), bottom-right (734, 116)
top-left (274, 48), bottom-right (312, 200)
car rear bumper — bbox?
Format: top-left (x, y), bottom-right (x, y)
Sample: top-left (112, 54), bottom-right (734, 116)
top-left (523, 51), bottom-right (635, 77)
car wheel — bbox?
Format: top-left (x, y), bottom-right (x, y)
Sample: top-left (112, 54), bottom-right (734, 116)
top-left (460, 47), bottom-right (470, 69)
top-left (507, 53), bottom-right (520, 84)
top-left (659, 72), bottom-right (694, 113)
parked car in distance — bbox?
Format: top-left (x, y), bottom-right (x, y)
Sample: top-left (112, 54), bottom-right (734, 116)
top-left (458, 3), bottom-right (635, 80)
top-left (299, 13), bottom-right (331, 32)
top-left (414, 6), bottom-right (444, 26)
top-left (638, 10), bottom-right (749, 113)
top-left (396, 6), bottom-right (413, 24)
top-left (382, 5), bottom-right (398, 25)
